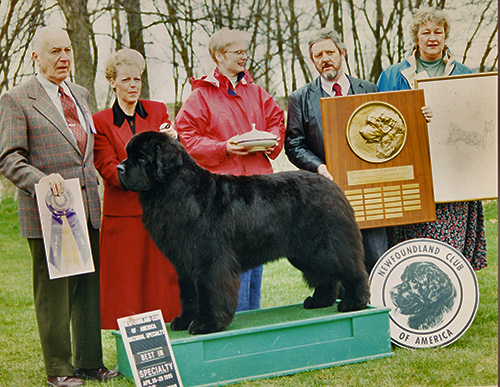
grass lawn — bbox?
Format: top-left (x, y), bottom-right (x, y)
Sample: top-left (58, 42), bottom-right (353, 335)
top-left (0, 198), bottom-right (497, 387)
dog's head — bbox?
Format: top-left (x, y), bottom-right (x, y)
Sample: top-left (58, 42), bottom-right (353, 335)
top-left (390, 261), bottom-right (456, 328)
top-left (359, 109), bottom-right (404, 142)
top-left (118, 131), bottom-right (184, 192)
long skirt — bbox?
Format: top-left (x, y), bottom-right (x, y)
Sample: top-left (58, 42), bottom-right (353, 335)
top-left (99, 215), bottom-right (181, 329)
top-left (387, 201), bottom-right (487, 271)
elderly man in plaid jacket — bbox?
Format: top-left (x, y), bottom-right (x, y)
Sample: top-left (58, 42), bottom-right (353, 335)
top-left (0, 26), bottom-right (118, 387)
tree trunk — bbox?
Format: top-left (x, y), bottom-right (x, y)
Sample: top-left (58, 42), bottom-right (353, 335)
top-left (123, 0), bottom-right (150, 99)
top-left (58, 0), bottom-right (98, 112)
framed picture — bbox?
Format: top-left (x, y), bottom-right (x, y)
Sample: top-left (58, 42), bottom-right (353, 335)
top-left (416, 72), bottom-right (498, 202)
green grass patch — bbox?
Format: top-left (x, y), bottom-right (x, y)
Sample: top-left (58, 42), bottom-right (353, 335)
top-left (0, 198), bottom-right (497, 386)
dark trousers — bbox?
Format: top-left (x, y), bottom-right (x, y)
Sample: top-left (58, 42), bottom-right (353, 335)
top-left (361, 227), bottom-right (388, 274)
top-left (28, 224), bottom-right (103, 377)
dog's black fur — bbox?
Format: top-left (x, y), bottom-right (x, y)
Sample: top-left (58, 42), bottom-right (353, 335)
top-left (117, 131), bottom-right (370, 334)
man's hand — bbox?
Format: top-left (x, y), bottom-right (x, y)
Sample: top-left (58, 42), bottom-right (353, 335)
top-left (39, 173), bottom-right (65, 196)
top-left (317, 164), bottom-right (333, 181)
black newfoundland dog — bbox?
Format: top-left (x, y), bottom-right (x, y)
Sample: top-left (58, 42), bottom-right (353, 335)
top-left (117, 131), bottom-right (370, 334)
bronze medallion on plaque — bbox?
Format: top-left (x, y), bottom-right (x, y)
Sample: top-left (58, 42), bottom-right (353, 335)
top-left (320, 89), bottom-right (436, 229)
top-left (347, 102), bottom-right (407, 163)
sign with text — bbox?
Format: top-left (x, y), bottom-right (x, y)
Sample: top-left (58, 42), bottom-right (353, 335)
top-left (369, 239), bottom-right (479, 349)
top-left (321, 89), bottom-right (436, 229)
top-left (118, 310), bottom-right (183, 387)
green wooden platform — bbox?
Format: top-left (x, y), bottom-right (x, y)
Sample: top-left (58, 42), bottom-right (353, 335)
top-left (113, 303), bottom-right (393, 386)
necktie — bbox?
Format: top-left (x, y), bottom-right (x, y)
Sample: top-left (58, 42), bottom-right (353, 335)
top-left (59, 86), bottom-right (87, 154)
top-left (333, 83), bottom-right (342, 96)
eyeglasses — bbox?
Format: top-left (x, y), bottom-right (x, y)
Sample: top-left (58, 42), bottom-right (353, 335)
top-left (225, 49), bottom-right (249, 57)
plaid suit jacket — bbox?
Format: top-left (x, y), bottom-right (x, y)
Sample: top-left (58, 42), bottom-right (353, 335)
top-left (0, 76), bottom-right (101, 238)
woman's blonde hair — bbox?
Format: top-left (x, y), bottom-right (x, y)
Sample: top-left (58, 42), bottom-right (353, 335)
top-left (104, 48), bottom-right (145, 81)
top-left (208, 28), bottom-right (250, 64)
top-left (410, 7), bottom-right (450, 44)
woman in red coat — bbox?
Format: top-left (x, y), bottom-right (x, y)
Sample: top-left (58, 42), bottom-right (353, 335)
top-left (174, 29), bottom-right (286, 311)
top-left (93, 48), bottom-right (181, 329)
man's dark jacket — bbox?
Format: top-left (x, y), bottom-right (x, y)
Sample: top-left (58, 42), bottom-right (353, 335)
top-left (285, 75), bottom-right (378, 172)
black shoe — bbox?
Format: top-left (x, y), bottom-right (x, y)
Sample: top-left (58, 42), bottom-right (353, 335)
top-left (73, 367), bottom-right (120, 381)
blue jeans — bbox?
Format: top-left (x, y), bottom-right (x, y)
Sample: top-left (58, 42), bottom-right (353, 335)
top-left (236, 265), bottom-right (263, 312)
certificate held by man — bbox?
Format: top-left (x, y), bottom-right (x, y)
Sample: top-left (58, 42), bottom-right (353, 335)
top-left (35, 178), bottom-right (94, 279)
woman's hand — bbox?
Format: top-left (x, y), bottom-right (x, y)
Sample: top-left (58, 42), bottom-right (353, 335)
top-left (226, 137), bottom-right (250, 156)
top-left (264, 143), bottom-right (277, 155)
top-left (421, 106), bottom-right (433, 123)
top-left (160, 122), bottom-right (178, 139)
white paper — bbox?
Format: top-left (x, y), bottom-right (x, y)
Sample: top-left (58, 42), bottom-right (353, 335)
top-left (35, 178), bottom-right (94, 279)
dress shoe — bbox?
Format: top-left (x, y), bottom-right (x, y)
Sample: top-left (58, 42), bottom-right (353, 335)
top-left (47, 376), bottom-right (85, 387)
top-left (74, 367), bottom-right (120, 381)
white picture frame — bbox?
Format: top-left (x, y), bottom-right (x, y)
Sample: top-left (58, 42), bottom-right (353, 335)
top-left (416, 72), bottom-right (498, 203)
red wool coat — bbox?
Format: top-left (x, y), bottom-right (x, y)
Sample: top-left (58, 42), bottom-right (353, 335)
top-left (93, 100), bottom-right (181, 329)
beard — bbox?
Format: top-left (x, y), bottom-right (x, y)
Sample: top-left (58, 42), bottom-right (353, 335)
top-left (321, 67), bottom-right (339, 81)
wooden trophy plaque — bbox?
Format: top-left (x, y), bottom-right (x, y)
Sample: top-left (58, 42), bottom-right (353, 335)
top-left (321, 89), bottom-right (436, 229)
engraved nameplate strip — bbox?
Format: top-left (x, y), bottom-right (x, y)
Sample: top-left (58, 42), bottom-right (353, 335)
top-left (345, 183), bottom-right (423, 221)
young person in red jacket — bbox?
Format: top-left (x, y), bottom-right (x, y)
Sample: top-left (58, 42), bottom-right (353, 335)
top-left (175, 29), bottom-right (286, 311)
top-left (93, 48), bottom-right (181, 329)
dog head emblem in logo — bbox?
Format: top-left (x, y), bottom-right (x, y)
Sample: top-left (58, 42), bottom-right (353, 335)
top-left (347, 102), bottom-right (407, 163)
top-left (390, 261), bottom-right (457, 330)
top-left (369, 239), bottom-right (479, 349)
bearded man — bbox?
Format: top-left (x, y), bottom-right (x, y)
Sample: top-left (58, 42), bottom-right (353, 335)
top-left (284, 28), bottom-right (387, 273)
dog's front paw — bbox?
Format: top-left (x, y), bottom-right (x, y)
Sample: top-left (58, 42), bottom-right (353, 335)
top-left (188, 320), bottom-right (224, 335)
top-left (337, 300), bottom-right (367, 312)
top-left (303, 296), bottom-right (335, 309)
top-left (303, 296), bottom-right (317, 309)
top-left (170, 316), bottom-right (192, 331)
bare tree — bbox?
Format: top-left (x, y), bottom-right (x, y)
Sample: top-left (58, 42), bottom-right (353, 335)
top-left (0, 0), bottom-right (45, 93)
top-left (1, 0), bottom-right (497, 107)
top-left (262, 0), bottom-right (273, 91)
top-left (346, 0), bottom-right (367, 79)
top-left (479, 24), bottom-right (498, 72)
top-left (274, 0), bottom-right (289, 97)
top-left (357, 0), bottom-right (400, 82)
top-left (58, 0), bottom-right (98, 112)
top-left (313, 0), bottom-right (342, 31)
top-left (111, 0), bottom-right (124, 51)
top-left (122, 0), bottom-right (150, 99)
top-left (282, 0), bottom-right (313, 90)
top-left (461, 0), bottom-right (496, 66)
top-left (153, 0), bottom-right (199, 112)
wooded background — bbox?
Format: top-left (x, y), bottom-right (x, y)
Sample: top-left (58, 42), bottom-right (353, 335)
top-left (0, 0), bottom-right (497, 114)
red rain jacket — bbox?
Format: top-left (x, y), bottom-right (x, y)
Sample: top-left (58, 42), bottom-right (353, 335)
top-left (175, 68), bottom-right (285, 176)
